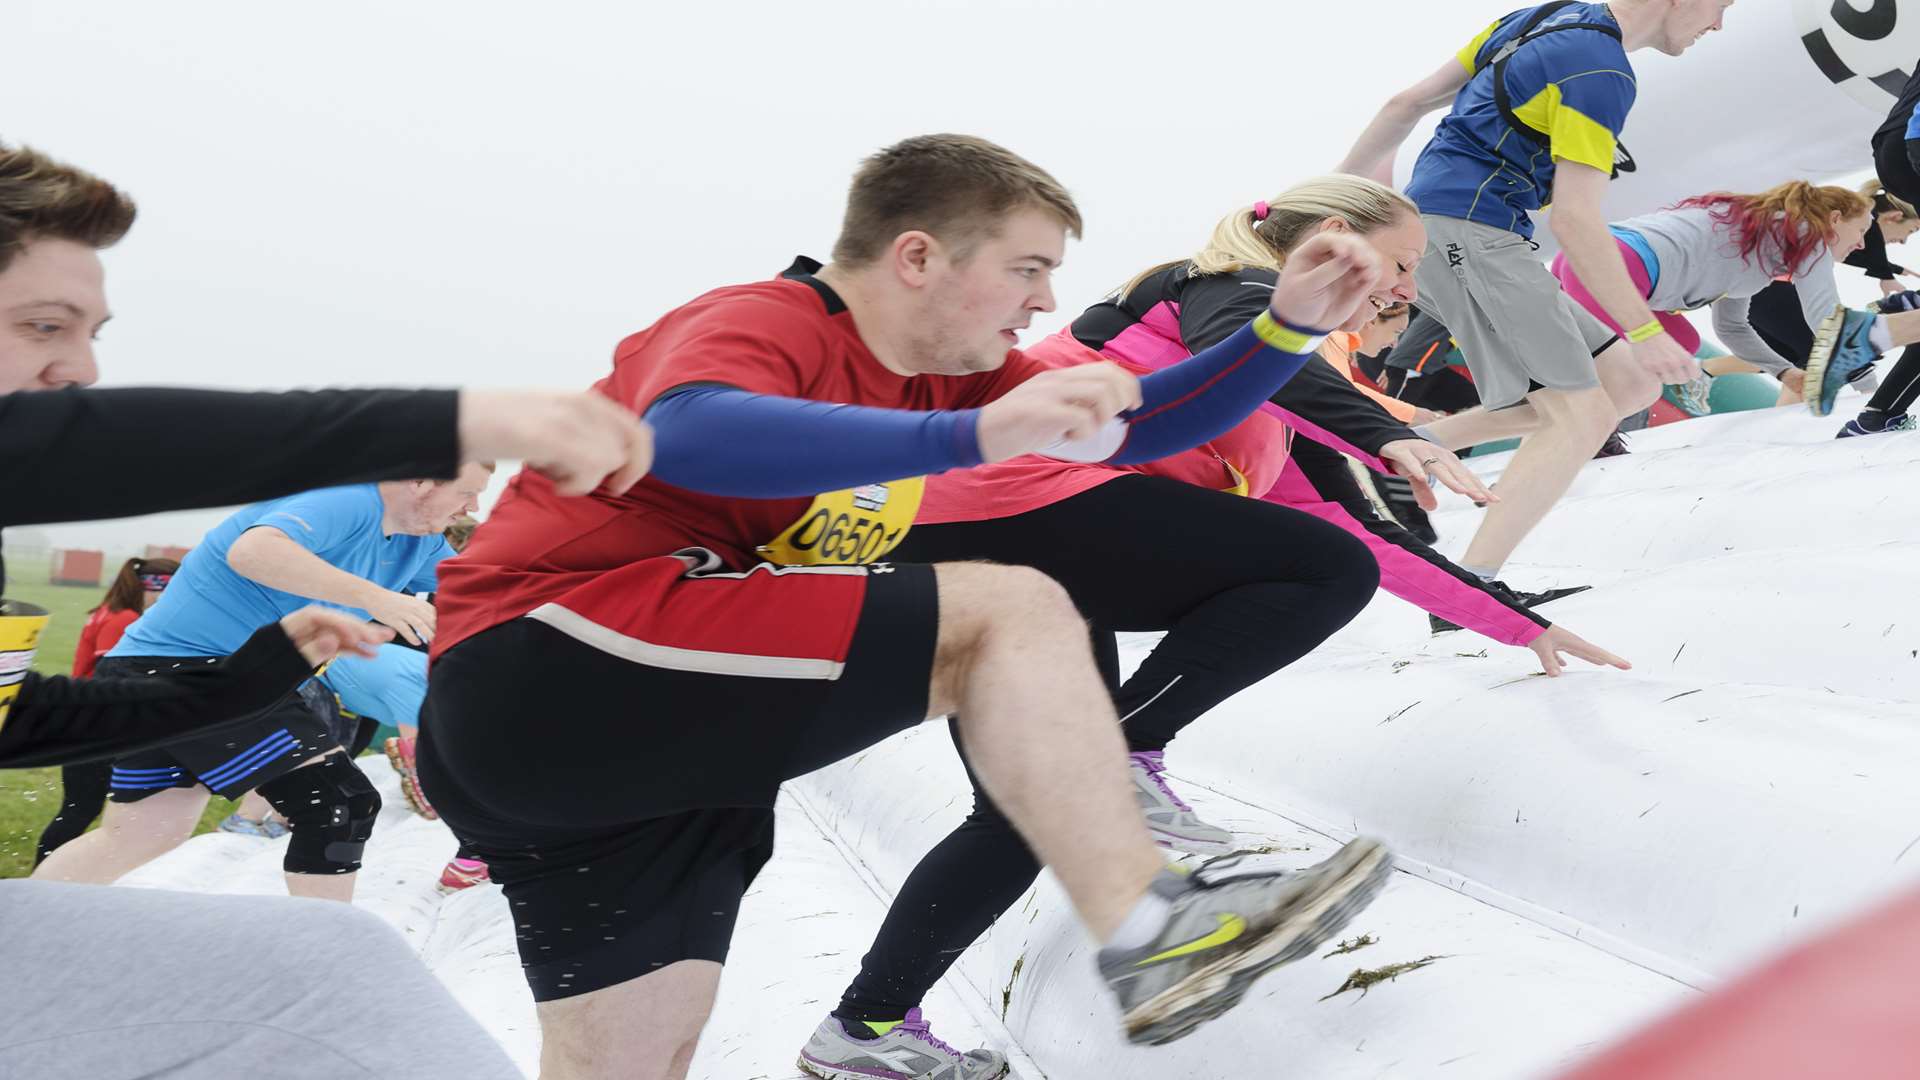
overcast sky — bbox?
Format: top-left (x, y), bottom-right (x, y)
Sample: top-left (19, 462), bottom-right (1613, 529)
top-left (6, 0), bottom-right (1905, 553)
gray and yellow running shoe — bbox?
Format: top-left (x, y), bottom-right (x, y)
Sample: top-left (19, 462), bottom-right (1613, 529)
top-left (1099, 839), bottom-right (1392, 1046)
top-left (1130, 751), bottom-right (1235, 856)
top-left (798, 1009), bottom-right (1008, 1080)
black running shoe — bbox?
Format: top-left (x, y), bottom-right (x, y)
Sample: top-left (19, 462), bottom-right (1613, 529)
top-left (1351, 463), bottom-right (1440, 544)
top-left (1429, 580), bottom-right (1592, 634)
top-left (1377, 475), bottom-right (1438, 544)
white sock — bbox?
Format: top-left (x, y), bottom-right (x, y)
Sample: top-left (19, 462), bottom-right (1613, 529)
top-left (1104, 883), bottom-right (1175, 950)
top-left (1871, 316), bottom-right (1894, 353)
top-left (1463, 564), bottom-right (1499, 582)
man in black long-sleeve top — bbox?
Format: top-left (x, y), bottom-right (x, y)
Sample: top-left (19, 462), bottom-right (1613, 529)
top-left (0, 141), bottom-right (651, 1078)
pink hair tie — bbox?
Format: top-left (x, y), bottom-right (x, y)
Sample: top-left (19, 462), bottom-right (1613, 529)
top-left (1253, 201), bottom-right (1270, 221)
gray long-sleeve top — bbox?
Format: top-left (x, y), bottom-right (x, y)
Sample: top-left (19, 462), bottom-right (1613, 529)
top-left (1612, 206), bottom-right (1840, 373)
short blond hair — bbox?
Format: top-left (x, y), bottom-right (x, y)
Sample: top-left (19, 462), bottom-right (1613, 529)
top-left (831, 134), bottom-right (1082, 267)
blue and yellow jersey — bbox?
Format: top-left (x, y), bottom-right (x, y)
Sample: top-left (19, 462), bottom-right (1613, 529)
top-left (1404, 3), bottom-right (1636, 238)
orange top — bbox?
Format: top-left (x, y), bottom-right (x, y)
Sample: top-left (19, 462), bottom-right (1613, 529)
top-left (1319, 332), bottom-right (1417, 422)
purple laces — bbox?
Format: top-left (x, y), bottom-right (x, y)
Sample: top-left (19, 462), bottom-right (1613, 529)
top-left (1130, 751), bottom-right (1194, 812)
top-left (899, 1008), bottom-right (963, 1058)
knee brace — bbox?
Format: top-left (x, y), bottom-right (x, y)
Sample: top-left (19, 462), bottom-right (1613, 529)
top-left (259, 753), bottom-right (382, 875)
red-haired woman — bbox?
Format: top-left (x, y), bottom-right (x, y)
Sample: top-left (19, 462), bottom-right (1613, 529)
top-left (33, 556), bottom-right (179, 863)
top-left (1551, 181), bottom-right (1920, 417)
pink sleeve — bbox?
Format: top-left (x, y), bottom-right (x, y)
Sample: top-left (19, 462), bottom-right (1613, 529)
top-left (1262, 470), bottom-right (1547, 647)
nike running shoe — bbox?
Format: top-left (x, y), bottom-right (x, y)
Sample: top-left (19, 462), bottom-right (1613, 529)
top-left (1130, 751), bottom-right (1234, 856)
top-left (384, 735), bottom-right (438, 820)
top-left (1100, 840), bottom-right (1392, 1046)
top-left (1429, 581), bottom-right (1592, 635)
top-left (1868, 289), bottom-right (1920, 314)
top-left (798, 1009), bottom-right (1008, 1080)
top-left (1670, 373), bottom-right (1714, 417)
top-left (438, 857), bottom-right (490, 892)
top-left (1806, 306), bottom-right (1881, 417)
top-left (217, 812), bottom-right (288, 839)
top-left (1837, 413), bottom-right (1917, 438)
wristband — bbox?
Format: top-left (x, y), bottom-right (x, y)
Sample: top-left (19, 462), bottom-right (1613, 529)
top-left (1252, 310), bottom-right (1329, 354)
top-left (1625, 318), bottom-right (1666, 344)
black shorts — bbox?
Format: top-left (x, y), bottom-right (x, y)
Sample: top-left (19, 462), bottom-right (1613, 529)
top-left (415, 561), bottom-right (937, 1001)
top-left (1747, 280), bottom-right (1814, 368)
top-left (103, 655), bottom-right (341, 803)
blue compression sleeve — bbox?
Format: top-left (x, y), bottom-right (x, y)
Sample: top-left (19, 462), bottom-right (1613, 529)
top-left (645, 386), bottom-right (983, 498)
top-left (1101, 313), bottom-right (1322, 465)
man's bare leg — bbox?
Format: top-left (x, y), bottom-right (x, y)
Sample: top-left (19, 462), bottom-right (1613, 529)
top-left (530, 561), bottom-right (1165, 1079)
top-left (1418, 400), bottom-right (1543, 451)
top-left (1458, 384), bottom-right (1623, 571)
top-left (927, 561), bottom-right (1166, 940)
top-left (286, 869), bottom-right (357, 901)
top-left (31, 786), bottom-right (209, 884)
top-left (536, 959), bottom-right (721, 1080)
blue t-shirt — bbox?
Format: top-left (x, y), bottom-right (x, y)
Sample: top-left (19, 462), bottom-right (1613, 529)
top-left (319, 643), bottom-right (426, 727)
top-left (1405, 3), bottom-right (1637, 238)
top-left (114, 485), bottom-right (453, 658)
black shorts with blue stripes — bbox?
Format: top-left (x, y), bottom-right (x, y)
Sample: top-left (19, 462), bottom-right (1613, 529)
top-left (100, 655), bottom-right (342, 802)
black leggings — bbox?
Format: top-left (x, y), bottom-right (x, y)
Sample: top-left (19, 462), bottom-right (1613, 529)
top-left (834, 474), bottom-right (1378, 1022)
top-left (1876, 133), bottom-right (1920, 212)
top-left (1864, 345), bottom-right (1920, 418)
top-left (34, 762), bottom-right (111, 865)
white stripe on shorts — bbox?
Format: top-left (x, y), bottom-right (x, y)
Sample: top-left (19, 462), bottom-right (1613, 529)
top-left (524, 602), bottom-right (847, 681)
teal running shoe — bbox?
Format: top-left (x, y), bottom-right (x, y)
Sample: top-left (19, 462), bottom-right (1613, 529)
top-left (1806, 306), bottom-right (1880, 417)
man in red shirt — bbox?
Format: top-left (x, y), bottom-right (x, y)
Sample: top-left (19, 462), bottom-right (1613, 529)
top-left (421, 134), bottom-right (1397, 1078)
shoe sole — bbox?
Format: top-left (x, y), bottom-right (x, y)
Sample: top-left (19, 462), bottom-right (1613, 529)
top-left (1120, 837), bottom-right (1393, 1046)
top-left (1526, 585), bottom-right (1592, 608)
top-left (1804, 304), bottom-right (1847, 417)
top-left (796, 1051), bottom-right (1009, 1080)
top-left (1151, 827), bottom-right (1239, 858)
top-left (384, 740), bottom-right (440, 820)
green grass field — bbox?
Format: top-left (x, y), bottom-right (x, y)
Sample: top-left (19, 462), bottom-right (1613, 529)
top-left (0, 577), bottom-right (238, 878)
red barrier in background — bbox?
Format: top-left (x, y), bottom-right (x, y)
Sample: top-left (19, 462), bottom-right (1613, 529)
top-left (1559, 885), bottom-right (1920, 1080)
top-left (49, 549), bottom-right (103, 587)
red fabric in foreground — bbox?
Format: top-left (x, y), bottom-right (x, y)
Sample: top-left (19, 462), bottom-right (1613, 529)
top-left (1558, 885), bottom-right (1920, 1080)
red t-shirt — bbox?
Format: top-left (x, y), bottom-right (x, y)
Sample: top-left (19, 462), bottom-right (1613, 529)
top-left (72, 606), bottom-right (139, 677)
top-left (433, 262), bottom-right (1042, 657)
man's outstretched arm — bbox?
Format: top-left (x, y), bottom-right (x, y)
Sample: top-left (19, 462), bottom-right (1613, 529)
top-left (1335, 57), bottom-right (1473, 183)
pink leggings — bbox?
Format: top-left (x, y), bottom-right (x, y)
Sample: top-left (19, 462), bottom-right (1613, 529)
top-left (1551, 241), bottom-right (1700, 355)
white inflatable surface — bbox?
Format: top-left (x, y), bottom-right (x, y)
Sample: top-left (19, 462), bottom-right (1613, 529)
top-left (121, 397), bottom-right (1919, 1079)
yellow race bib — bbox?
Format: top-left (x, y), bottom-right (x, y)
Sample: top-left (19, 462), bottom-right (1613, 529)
top-left (758, 477), bottom-right (925, 566)
top-left (0, 600), bottom-right (50, 731)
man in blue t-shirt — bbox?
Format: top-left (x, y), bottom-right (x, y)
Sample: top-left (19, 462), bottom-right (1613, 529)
top-left (34, 464), bottom-right (490, 903)
top-left (1339, 0), bottom-right (1729, 586)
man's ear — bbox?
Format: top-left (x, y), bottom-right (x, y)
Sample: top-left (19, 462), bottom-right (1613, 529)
top-left (890, 231), bottom-right (938, 287)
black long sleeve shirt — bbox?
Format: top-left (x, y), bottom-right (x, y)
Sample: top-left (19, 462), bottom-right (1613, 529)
top-left (1845, 221), bottom-right (1907, 282)
top-left (0, 385), bottom-right (461, 766)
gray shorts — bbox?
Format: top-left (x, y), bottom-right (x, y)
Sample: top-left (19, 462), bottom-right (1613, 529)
top-left (1413, 214), bottom-right (1619, 409)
